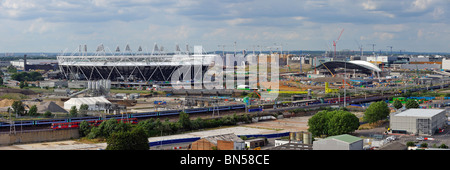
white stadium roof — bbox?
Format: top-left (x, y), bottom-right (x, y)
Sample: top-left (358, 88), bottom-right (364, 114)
top-left (347, 60), bottom-right (382, 72)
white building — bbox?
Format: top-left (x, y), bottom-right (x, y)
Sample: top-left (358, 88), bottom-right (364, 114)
top-left (366, 56), bottom-right (397, 65)
top-left (390, 109), bottom-right (447, 135)
top-left (442, 58), bottom-right (450, 70)
top-left (64, 96), bottom-right (111, 111)
top-left (313, 134), bottom-right (363, 150)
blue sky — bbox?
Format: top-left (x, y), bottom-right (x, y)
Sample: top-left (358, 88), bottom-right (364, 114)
top-left (0, 0), bottom-right (449, 53)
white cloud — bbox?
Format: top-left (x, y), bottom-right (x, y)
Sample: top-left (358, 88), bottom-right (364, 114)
top-left (374, 32), bottom-right (395, 40)
top-left (373, 24), bottom-right (406, 32)
top-left (226, 18), bottom-right (252, 26)
top-left (0, 0), bottom-right (449, 52)
top-left (417, 29), bottom-right (424, 38)
top-left (1, 0), bottom-right (36, 9)
top-left (362, 0), bottom-right (377, 10)
top-left (412, 0), bottom-right (433, 10)
top-left (25, 18), bottom-right (55, 34)
top-left (432, 7), bottom-right (444, 19)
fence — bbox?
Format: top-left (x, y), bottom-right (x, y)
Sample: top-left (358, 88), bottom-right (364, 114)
top-left (148, 132), bottom-right (291, 147)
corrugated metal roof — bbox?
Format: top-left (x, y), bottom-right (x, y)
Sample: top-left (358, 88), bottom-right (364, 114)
top-left (203, 133), bottom-right (244, 145)
top-left (394, 109), bottom-right (444, 118)
top-left (65, 96), bottom-right (111, 105)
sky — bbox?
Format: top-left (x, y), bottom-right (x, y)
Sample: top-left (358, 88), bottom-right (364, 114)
top-left (0, 0), bottom-right (449, 53)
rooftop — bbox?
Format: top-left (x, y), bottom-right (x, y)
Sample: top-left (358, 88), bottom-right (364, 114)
top-left (326, 134), bottom-right (362, 144)
top-left (394, 109), bottom-right (445, 118)
top-left (203, 133), bottom-right (244, 145)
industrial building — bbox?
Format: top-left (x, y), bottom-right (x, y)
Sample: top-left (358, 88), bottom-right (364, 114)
top-left (10, 59), bottom-right (58, 71)
top-left (244, 138), bottom-right (266, 149)
top-left (189, 133), bottom-right (245, 150)
top-left (366, 55), bottom-right (397, 67)
top-left (389, 109), bottom-right (447, 135)
top-left (313, 134), bottom-right (363, 150)
top-left (39, 80), bottom-right (68, 88)
top-left (442, 58), bottom-right (450, 70)
top-left (64, 96), bottom-right (111, 111)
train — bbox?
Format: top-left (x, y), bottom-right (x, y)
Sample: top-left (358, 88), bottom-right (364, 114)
top-left (0, 104), bottom-right (248, 128)
top-left (1, 82), bottom-right (449, 130)
top-left (0, 97), bottom-right (377, 129)
top-left (51, 118), bottom-right (138, 130)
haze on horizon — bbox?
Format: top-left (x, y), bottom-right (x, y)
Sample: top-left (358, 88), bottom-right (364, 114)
top-left (0, 0), bottom-right (448, 53)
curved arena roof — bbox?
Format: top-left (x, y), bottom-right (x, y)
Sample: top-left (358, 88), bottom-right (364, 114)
top-left (314, 60), bottom-right (381, 75)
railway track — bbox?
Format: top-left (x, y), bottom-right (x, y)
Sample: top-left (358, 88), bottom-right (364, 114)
top-left (1, 82), bottom-right (448, 133)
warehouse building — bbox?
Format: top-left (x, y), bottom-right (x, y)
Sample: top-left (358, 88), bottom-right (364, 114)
top-left (390, 109), bottom-right (447, 135)
top-left (313, 134), bottom-right (363, 150)
top-left (39, 80), bottom-right (68, 88)
top-left (189, 133), bottom-right (245, 150)
top-left (64, 96), bottom-right (111, 111)
top-left (442, 58), bottom-right (450, 70)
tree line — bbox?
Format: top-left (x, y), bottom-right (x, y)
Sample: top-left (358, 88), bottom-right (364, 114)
top-left (307, 101), bottom-right (394, 138)
top-left (78, 112), bottom-right (255, 150)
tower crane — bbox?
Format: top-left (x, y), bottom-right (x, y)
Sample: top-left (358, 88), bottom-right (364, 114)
top-left (333, 29), bottom-right (345, 58)
top-left (387, 46), bottom-right (393, 55)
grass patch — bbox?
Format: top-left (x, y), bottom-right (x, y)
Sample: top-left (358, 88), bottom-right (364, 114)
top-left (358, 120), bottom-right (387, 130)
top-left (75, 137), bottom-right (106, 144)
top-left (0, 93), bottom-right (29, 100)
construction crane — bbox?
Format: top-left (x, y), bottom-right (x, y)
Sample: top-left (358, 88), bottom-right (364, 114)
top-left (367, 43), bottom-right (376, 54)
top-left (387, 46), bottom-right (393, 55)
top-left (333, 29), bottom-right (345, 58)
top-left (318, 59), bottom-right (335, 77)
top-left (354, 40), bottom-right (363, 56)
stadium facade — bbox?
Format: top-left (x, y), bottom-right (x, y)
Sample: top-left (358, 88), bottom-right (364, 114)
top-left (57, 44), bottom-right (219, 83)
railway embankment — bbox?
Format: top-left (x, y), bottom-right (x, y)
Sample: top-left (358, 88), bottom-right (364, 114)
top-left (0, 129), bottom-right (79, 146)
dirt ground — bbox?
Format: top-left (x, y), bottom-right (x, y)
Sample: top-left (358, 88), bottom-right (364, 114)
top-left (244, 116), bottom-right (312, 132)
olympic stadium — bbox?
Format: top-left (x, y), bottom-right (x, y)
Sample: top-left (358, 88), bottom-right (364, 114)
top-left (57, 44), bottom-right (219, 83)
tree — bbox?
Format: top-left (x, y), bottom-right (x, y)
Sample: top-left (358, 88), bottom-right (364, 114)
top-left (307, 110), bottom-right (330, 137)
top-left (11, 72), bottom-right (44, 82)
top-left (327, 111), bottom-right (360, 136)
top-left (79, 104), bottom-right (89, 115)
top-left (19, 81), bottom-right (25, 89)
top-left (106, 127), bottom-right (149, 150)
top-left (86, 118), bottom-right (132, 139)
top-left (28, 105), bottom-right (37, 116)
top-left (69, 106), bottom-right (78, 117)
top-left (79, 120), bottom-right (91, 137)
top-left (99, 118), bottom-right (120, 137)
top-left (363, 101), bottom-right (390, 124)
top-left (406, 141), bottom-right (415, 147)
top-left (393, 99), bottom-right (403, 110)
top-left (178, 112), bottom-right (191, 130)
top-left (420, 143), bottom-right (428, 148)
top-left (7, 65), bottom-right (17, 73)
top-left (11, 100), bottom-right (25, 116)
top-left (308, 110), bottom-right (359, 137)
top-left (439, 144), bottom-right (448, 149)
top-left (137, 119), bottom-right (158, 137)
top-left (44, 110), bottom-right (52, 117)
top-left (405, 100), bottom-right (419, 109)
